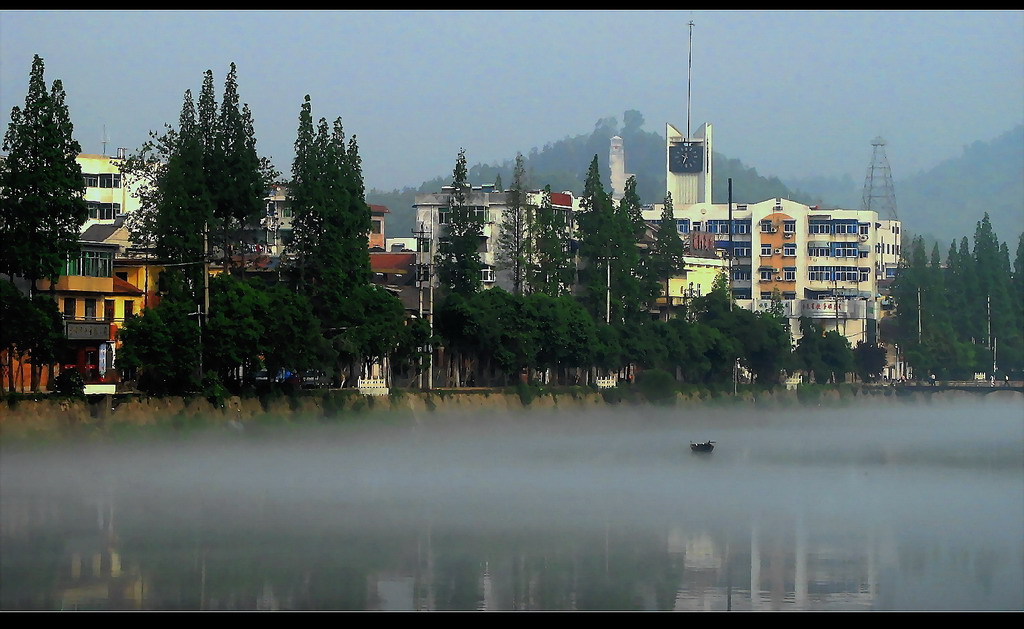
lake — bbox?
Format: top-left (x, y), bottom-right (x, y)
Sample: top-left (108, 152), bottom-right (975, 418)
top-left (1, 392), bottom-right (1021, 611)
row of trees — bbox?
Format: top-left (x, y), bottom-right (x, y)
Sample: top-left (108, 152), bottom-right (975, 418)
top-left (888, 214), bottom-right (1023, 379)
top-left (428, 148), bottom-right (879, 388)
top-left (116, 66), bottom-right (427, 395)
top-left (0, 55), bottom-right (883, 395)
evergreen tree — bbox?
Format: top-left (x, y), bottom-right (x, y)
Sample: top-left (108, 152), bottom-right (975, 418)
top-left (575, 155), bottom-right (641, 323)
top-left (213, 63), bottom-right (266, 274)
top-left (649, 192), bottom-right (686, 312)
top-left (527, 185), bottom-right (575, 297)
top-left (496, 154), bottom-right (529, 295)
top-left (436, 148), bottom-right (483, 296)
top-left (0, 55), bottom-right (87, 293)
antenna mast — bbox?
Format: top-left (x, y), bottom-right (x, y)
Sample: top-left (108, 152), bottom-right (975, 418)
top-left (861, 136), bottom-right (898, 220)
top-left (686, 20), bottom-right (694, 139)
top-left (102, 125), bottom-right (108, 156)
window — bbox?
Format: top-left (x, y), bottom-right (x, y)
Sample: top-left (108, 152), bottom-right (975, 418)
top-left (808, 266), bottom-right (831, 282)
top-left (84, 299), bottom-right (97, 320)
top-left (691, 222), bottom-right (702, 232)
top-left (834, 222), bottom-right (858, 234)
top-left (732, 246), bottom-right (751, 258)
top-left (809, 222), bottom-right (831, 234)
top-left (97, 173), bottom-right (121, 188)
top-left (733, 221), bottom-right (750, 234)
top-left (760, 221), bottom-right (774, 233)
top-left (783, 221), bottom-right (796, 234)
top-left (481, 267), bottom-right (495, 283)
top-left (783, 268), bottom-right (796, 282)
top-left (833, 243), bottom-right (858, 258)
top-left (124, 300), bottom-right (135, 319)
top-left (859, 268), bottom-right (870, 282)
top-left (859, 223), bottom-right (870, 235)
top-left (783, 243), bottom-right (796, 256)
top-left (760, 244), bottom-right (772, 257)
top-left (733, 269), bottom-right (751, 281)
top-left (808, 245), bottom-right (830, 257)
top-left (87, 202), bottom-right (120, 220)
top-left (83, 174), bottom-right (99, 187)
top-left (63, 298), bottom-right (76, 319)
top-left (675, 219), bottom-right (690, 234)
top-left (104, 300), bottom-right (115, 322)
top-left (759, 269), bottom-right (774, 281)
top-left (67, 249), bottom-right (113, 278)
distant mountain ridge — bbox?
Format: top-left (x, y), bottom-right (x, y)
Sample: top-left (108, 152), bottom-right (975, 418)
top-left (370, 114), bottom-right (1023, 248)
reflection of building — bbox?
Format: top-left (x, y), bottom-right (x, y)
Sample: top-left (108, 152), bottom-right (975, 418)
top-left (667, 519), bottom-right (881, 611)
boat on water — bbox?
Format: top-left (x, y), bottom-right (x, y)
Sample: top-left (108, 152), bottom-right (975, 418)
top-left (690, 441), bottom-right (715, 453)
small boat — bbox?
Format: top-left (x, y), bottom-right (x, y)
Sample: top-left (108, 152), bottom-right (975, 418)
top-left (690, 440), bottom-right (715, 453)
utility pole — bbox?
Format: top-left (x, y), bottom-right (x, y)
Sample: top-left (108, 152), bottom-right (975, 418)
top-left (917, 287), bottom-right (922, 343)
top-left (728, 178), bottom-right (733, 312)
top-left (606, 257), bottom-right (611, 324)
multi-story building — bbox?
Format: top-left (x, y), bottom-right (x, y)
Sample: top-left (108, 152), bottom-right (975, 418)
top-left (641, 198), bottom-right (901, 346)
top-left (78, 151), bottom-right (141, 229)
top-left (414, 185), bottom-right (579, 292)
top-left (34, 239), bottom-right (145, 392)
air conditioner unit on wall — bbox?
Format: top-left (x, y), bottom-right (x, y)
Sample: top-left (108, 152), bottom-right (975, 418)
top-left (859, 234), bottom-right (868, 241)
top-left (774, 249), bottom-right (782, 254)
top-left (784, 233), bottom-right (792, 238)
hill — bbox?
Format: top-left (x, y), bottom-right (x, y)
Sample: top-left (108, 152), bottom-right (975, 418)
top-left (369, 115), bottom-right (1024, 250)
top-left (369, 110), bottom-right (814, 240)
top-left (787, 125), bottom-right (1024, 248)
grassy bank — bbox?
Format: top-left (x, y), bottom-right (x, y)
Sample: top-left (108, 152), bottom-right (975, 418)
top-left (1, 383), bottom-right (1019, 442)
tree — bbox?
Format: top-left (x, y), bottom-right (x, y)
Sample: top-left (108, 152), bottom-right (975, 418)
top-left (436, 148), bottom-right (483, 297)
top-left (117, 290), bottom-right (202, 395)
top-left (853, 341), bottom-right (887, 382)
top-left (1, 55), bottom-right (87, 293)
top-left (212, 63), bottom-right (268, 274)
top-left (527, 185), bottom-right (575, 297)
top-left (649, 192), bottom-right (686, 312)
top-left (575, 156), bottom-right (636, 323)
top-left (496, 154), bottom-right (530, 295)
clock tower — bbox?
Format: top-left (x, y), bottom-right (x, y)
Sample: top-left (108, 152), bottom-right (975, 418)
top-left (667, 122), bottom-right (712, 205)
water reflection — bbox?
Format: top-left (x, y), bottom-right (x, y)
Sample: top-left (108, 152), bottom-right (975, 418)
top-left (2, 396), bottom-right (1021, 610)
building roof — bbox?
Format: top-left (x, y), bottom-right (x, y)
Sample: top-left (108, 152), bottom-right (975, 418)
top-left (370, 252), bottom-right (415, 273)
top-left (369, 204), bottom-right (390, 214)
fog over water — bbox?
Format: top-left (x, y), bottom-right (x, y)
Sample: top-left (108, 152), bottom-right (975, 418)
top-left (2, 394), bottom-right (1022, 610)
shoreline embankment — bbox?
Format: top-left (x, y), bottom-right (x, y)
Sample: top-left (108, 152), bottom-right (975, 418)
top-left (2, 384), bottom-right (1021, 441)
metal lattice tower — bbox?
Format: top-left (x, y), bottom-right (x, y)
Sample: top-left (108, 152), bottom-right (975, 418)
top-left (861, 136), bottom-right (898, 220)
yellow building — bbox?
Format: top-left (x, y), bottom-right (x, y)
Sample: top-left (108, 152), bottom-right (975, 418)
top-left (36, 240), bottom-right (144, 393)
top-left (77, 151), bottom-right (142, 228)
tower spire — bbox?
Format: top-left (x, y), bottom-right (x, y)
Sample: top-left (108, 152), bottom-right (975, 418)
top-left (861, 136), bottom-right (898, 220)
top-left (686, 20), bottom-right (694, 139)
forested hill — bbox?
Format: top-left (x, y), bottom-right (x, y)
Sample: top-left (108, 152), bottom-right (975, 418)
top-left (369, 113), bottom-right (1023, 249)
top-left (368, 110), bottom-right (813, 239)
top-left (788, 125), bottom-right (1024, 248)
top-left (896, 125), bottom-right (1023, 247)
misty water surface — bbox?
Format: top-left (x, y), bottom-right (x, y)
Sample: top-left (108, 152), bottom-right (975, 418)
top-left (2, 394), bottom-right (1021, 611)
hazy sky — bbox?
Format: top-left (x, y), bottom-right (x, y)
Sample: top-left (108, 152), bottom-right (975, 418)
top-left (2, 10), bottom-right (1022, 192)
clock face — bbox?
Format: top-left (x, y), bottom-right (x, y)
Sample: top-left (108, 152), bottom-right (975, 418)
top-left (669, 142), bottom-right (704, 174)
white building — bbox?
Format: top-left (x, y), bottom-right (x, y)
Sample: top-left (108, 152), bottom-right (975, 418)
top-left (641, 198), bottom-right (900, 346)
top-left (413, 185), bottom-right (579, 291)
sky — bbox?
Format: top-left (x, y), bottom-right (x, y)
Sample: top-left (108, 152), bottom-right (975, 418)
top-left (2, 10), bottom-right (1022, 192)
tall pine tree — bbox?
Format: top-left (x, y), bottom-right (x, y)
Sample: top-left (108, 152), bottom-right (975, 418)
top-left (1, 55), bottom-right (87, 294)
top-left (496, 153), bottom-right (529, 295)
top-left (436, 148), bottom-right (483, 297)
